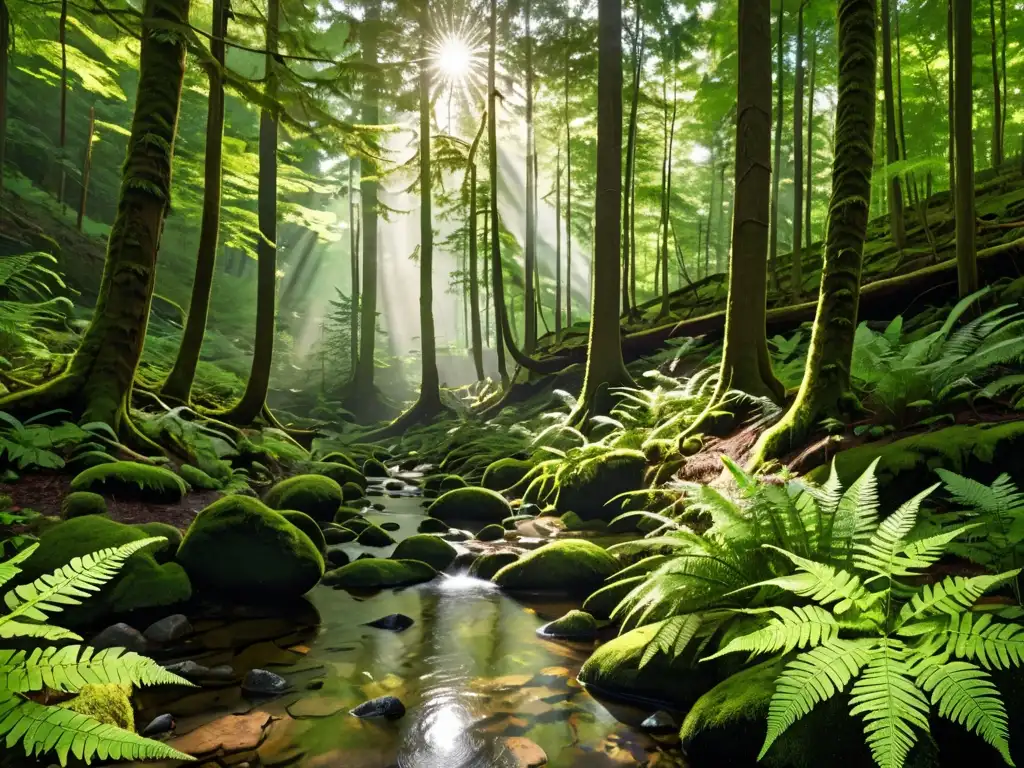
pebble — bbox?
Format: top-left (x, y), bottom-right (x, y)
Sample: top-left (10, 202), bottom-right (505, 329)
top-left (372, 502), bottom-right (386, 511)
top-left (350, 695), bottom-right (406, 720)
top-left (91, 623), bottom-right (147, 653)
top-left (164, 660), bottom-right (208, 680)
top-left (144, 614), bottom-right (192, 644)
top-left (365, 614), bottom-right (414, 632)
top-left (142, 713), bottom-right (175, 736)
top-left (242, 669), bottom-right (289, 696)
top-left (505, 737), bottom-right (548, 767)
top-left (641, 711), bottom-right (678, 732)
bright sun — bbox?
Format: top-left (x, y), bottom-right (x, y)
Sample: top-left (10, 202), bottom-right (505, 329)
top-left (435, 35), bottom-right (473, 81)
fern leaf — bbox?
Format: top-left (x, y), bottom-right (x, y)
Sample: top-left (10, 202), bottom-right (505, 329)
top-left (0, 538), bottom-right (165, 624)
top-left (0, 544), bottom-right (39, 588)
top-left (853, 485), bottom-right (939, 578)
top-left (848, 640), bottom-right (930, 768)
top-left (760, 639), bottom-right (874, 759)
top-left (832, 458), bottom-right (881, 552)
top-left (937, 469), bottom-right (1024, 518)
top-left (940, 613), bottom-right (1024, 670)
top-left (915, 659), bottom-right (1014, 765)
top-left (0, 620), bottom-right (81, 642)
top-left (639, 615), bottom-right (703, 668)
top-left (896, 572), bottom-right (1020, 629)
top-left (0, 646), bottom-right (194, 693)
top-left (811, 460), bottom-right (844, 518)
top-left (0, 692), bottom-right (194, 766)
top-left (705, 605), bottom-right (839, 660)
top-left (753, 546), bottom-right (877, 613)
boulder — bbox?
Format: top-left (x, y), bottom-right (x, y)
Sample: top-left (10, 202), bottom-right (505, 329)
top-left (350, 696), bottom-right (405, 720)
top-left (143, 713), bottom-right (175, 737)
top-left (428, 487), bottom-right (512, 523)
top-left (144, 614), bottom-right (192, 644)
top-left (342, 481), bottom-right (365, 502)
top-left (417, 517), bottom-right (450, 534)
top-left (71, 461), bottom-right (188, 503)
top-left (322, 559), bottom-right (437, 589)
top-left (326, 549), bottom-right (351, 568)
top-left (476, 524), bottom-right (506, 542)
top-left (356, 523), bottom-right (396, 547)
top-left (492, 540), bottom-right (619, 595)
top-left (264, 475), bottom-right (344, 522)
top-left (324, 527), bottom-right (357, 545)
top-left (481, 458), bottom-right (535, 492)
top-left (59, 491), bottom-right (108, 519)
top-left (279, 510), bottom-right (327, 554)
top-left (242, 669), bottom-right (289, 696)
top-left (341, 517), bottom-right (372, 534)
top-left (537, 609), bottom-right (598, 641)
top-left (334, 506), bottom-right (365, 524)
top-left (362, 457), bottom-right (390, 478)
top-left (554, 449), bottom-right (647, 520)
top-left (560, 511), bottom-right (608, 532)
top-left (391, 534), bottom-right (458, 570)
top-left (91, 623), bottom-right (147, 653)
top-left (365, 614), bottom-right (415, 632)
top-left (468, 552), bottom-right (519, 581)
top-left (132, 522), bottom-right (183, 562)
top-left (176, 495), bottom-right (325, 601)
top-left (306, 461), bottom-right (368, 489)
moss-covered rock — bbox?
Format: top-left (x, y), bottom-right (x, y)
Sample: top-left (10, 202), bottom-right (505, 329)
top-left (132, 522), bottom-right (183, 563)
top-left (179, 464), bottom-right (222, 491)
top-left (538, 609), bottom-right (598, 640)
top-left (59, 684), bottom-right (134, 730)
top-left (391, 534), bottom-right (458, 570)
top-left (428, 487), bottom-right (512, 523)
top-left (468, 551), bottom-right (519, 581)
top-left (66, 450), bottom-right (119, 473)
top-left (481, 458), bottom-right (535, 492)
top-left (582, 575), bottom-right (644, 620)
top-left (607, 536), bottom-right (689, 566)
top-left (279, 510), bottom-right (327, 554)
top-left (356, 523), bottom-right (396, 547)
top-left (476, 524), bottom-right (505, 542)
top-left (492, 540), bottom-right (619, 595)
top-left (341, 517), bottom-right (372, 534)
top-left (265, 475), bottom-right (344, 522)
top-left (342, 482), bottom-right (365, 502)
top-left (307, 461), bottom-right (368, 489)
top-left (560, 511), bottom-right (608, 532)
top-left (177, 495), bottom-right (324, 601)
top-left (423, 474), bottom-right (466, 493)
top-left (320, 451), bottom-right (358, 469)
top-left (334, 506), bottom-right (365, 524)
top-left (108, 558), bottom-right (192, 615)
top-left (578, 620), bottom-right (718, 708)
top-left (417, 517), bottom-right (450, 534)
top-left (324, 526), bottom-right (357, 544)
top-left (60, 491), bottom-right (108, 520)
top-left (554, 449), bottom-right (647, 520)
top-left (71, 461), bottom-right (188, 503)
top-left (363, 457), bottom-right (390, 478)
top-left (322, 559), bottom-right (436, 589)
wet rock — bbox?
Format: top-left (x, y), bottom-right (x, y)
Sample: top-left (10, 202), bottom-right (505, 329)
top-left (91, 623), bottom-right (147, 653)
top-left (505, 736), bottom-right (548, 767)
top-left (144, 614), bottom-right (192, 644)
top-left (365, 614), bottom-right (414, 632)
top-left (642, 711), bottom-right (679, 732)
top-left (518, 503), bottom-right (542, 517)
top-left (350, 695), bottom-right (406, 720)
top-left (372, 502), bottom-right (387, 511)
top-left (207, 664), bottom-right (236, 681)
top-left (442, 529), bottom-right (471, 542)
top-left (383, 479), bottom-right (405, 491)
top-left (142, 713), bottom-right (175, 736)
top-left (242, 669), bottom-right (289, 696)
top-left (380, 521), bottom-right (401, 532)
top-left (468, 551), bottom-right (519, 581)
top-left (417, 517), bottom-right (450, 534)
top-left (163, 660), bottom-right (209, 680)
top-left (492, 540), bottom-right (619, 596)
top-left (326, 549), bottom-right (351, 568)
top-left (324, 526), bottom-right (357, 545)
top-left (169, 710), bottom-right (272, 756)
top-left (537, 610), bottom-right (598, 641)
top-left (476, 524), bottom-right (506, 542)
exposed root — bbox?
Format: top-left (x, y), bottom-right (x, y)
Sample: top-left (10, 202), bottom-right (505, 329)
top-left (361, 396), bottom-right (452, 443)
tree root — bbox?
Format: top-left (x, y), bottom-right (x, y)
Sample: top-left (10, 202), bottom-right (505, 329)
top-left (360, 396), bottom-right (451, 443)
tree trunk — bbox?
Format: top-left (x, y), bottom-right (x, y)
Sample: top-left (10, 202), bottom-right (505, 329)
top-left (791, 1), bottom-right (805, 300)
top-left (555, 147), bottom-right (562, 340)
top-left (0, 0), bottom-right (189, 432)
top-left (805, 26), bottom-right (816, 246)
top-left (349, 159), bottom-right (360, 373)
top-left (523, 0), bottom-right (537, 352)
top-left (714, 148), bottom-right (727, 273)
top-left (754, 0), bottom-right (877, 463)
top-left (947, 0), bottom-right (956, 210)
top-left (220, 0), bottom-right (279, 424)
top-left (57, 0), bottom-right (68, 207)
top-left (0, 0), bottom-right (8, 194)
top-left (564, 16), bottom-right (573, 329)
top-left (77, 106), bottom-right (95, 231)
top-left (881, 0), bottom-right (906, 249)
top-left (468, 111), bottom-right (486, 381)
top-left (569, 0), bottom-right (635, 425)
top-left (161, 0), bottom-right (227, 403)
top-left (1000, 0), bottom-right (1007, 161)
top-left (657, 70), bottom-right (669, 312)
top-left (954, 0), bottom-right (978, 295)
top-left (768, 0), bottom-right (785, 292)
top-left (621, 1), bottom-right (643, 316)
top-left (989, 0), bottom-right (1002, 166)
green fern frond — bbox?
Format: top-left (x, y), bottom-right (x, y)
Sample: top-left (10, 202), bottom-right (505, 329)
top-left (0, 692), bottom-right (194, 766)
top-left (914, 658), bottom-right (1014, 765)
top-left (705, 605), bottom-right (839, 660)
top-left (759, 639), bottom-right (875, 759)
top-left (0, 538), bottom-right (165, 624)
top-left (0, 646), bottom-right (194, 693)
top-left (853, 485), bottom-right (939, 578)
top-left (937, 470), bottom-right (1024, 518)
top-left (896, 572), bottom-right (1020, 629)
top-left (0, 544), bottom-right (39, 588)
top-left (755, 546), bottom-right (877, 613)
top-left (0, 621), bottom-right (82, 642)
top-left (939, 612), bottom-right (1024, 670)
top-left (831, 458), bottom-right (881, 552)
top-left (638, 615), bottom-right (703, 668)
top-left (848, 640), bottom-right (930, 768)
top-left (811, 460), bottom-right (845, 518)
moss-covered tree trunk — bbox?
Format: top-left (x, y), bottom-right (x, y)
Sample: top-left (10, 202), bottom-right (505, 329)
top-left (988, 0), bottom-right (1002, 166)
top-left (568, 0), bottom-right (635, 426)
top-left (791, 1), bottom-right (805, 300)
top-left (805, 26), bottom-right (816, 245)
top-left (523, 0), bottom-right (537, 353)
top-left (947, 0), bottom-right (956, 211)
top-left (659, 61), bottom-right (677, 319)
top-left (768, 0), bottom-right (785, 292)
top-left (0, 0), bottom-right (9, 194)
top-left (555, 146), bottom-right (562, 339)
top-left (348, 158), bottom-right (360, 373)
top-left (467, 112), bottom-right (486, 382)
top-left (0, 0), bottom-right (189, 432)
top-left (621, 2), bottom-right (643, 318)
top-left (881, 0), bottom-right (905, 249)
top-left (220, 0), bottom-right (278, 425)
top-left (564, 19), bottom-right (573, 330)
top-left (715, 0), bottom-right (784, 405)
top-left (56, 0), bottom-right (68, 206)
top-left (954, 0), bottom-right (978, 295)
top-left (161, 0), bottom-right (228, 403)
top-left (753, 0), bottom-right (877, 464)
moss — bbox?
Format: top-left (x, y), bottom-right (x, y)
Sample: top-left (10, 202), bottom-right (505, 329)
top-left (334, 506), bottom-right (364, 524)
top-left (66, 450), bottom-right (119, 473)
top-left (582, 575), bottom-right (645, 620)
top-left (502, 514), bottom-right (534, 530)
top-left (179, 463), bottom-right (222, 491)
top-left (265, 475), bottom-right (344, 522)
top-left (554, 449), bottom-right (647, 520)
top-left (560, 511), bottom-right (608, 532)
top-left (307, 461), bottom-right (368, 489)
top-left (417, 517), bottom-right (450, 534)
top-left (540, 609), bottom-right (598, 639)
top-left (492, 540), bottom-right (619, 595)
top-left (108, 559), bottom-right (191, 614)
top-left (341, 517), bottom-right (372, 534)
top-left (320, 451), bottom-right (358, 469)
top-left (324, 526), bottom-right (357, 544)
top-left (60, 492), bottom-right (108, 520)
top-left (342, 482), bottom-right (365, 502)
top-left (322, 558), bottom-right (437, 589)
top-left (279, 510), bottom-right (327, 553)
top-left (59, 684), bottom-right (134, 731)
top-left (177, 495), bottom-right (324, 601)
top-left (356, 523), bottom-right (396, 547)
top-left (71, 461), bottom-right (188, 503)
top-left (428, 487), bottom-right (512, 523)
top-left (475, 524), bottom-right (506, 542)
top-left (607, 536), bottom-right (689, 566)
top-left (522, 473), bottom-right (556, 505)
top-left (481, 458), bottom-right (534, 492)
top-left (363, 457), bottom-right (390, 477)
top-left (132, 521), bottom-right (182, 563)
top-left (468, 551), bottom-right (519, 580)
top-left (423, 474), bottom-right (466, 493)
top-left (391, 534), bottom-right (457, 570)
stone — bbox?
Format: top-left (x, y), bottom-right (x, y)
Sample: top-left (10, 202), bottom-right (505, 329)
top-left (350, 695), bottom-right (406, 720)
top-left (91, 623), bottom-right (147, 653)
top-left (142, 713), bottom-right (175, 736)
top-left (164, 660), bottom-right (209, 680)
top-left (242, 669), bottom-right (289, 696)
top-left (144, 614), bottom-right (192, 644)
top-left (169, 711), bottom-right (272, 756)
top-left (326, 549), bottom-right (351, 568)
top-left (505, 737), bottom-right (548, 767)
top-left (642, 711), bottom-right (678, 732)
top-left (207, 665), bottom-right (237, 681)
top-left (365, 614), bottom-right (415, 632)
top-left (493, 540), bottom-right (620, 596)
top-left (380, 521), bottom-right (401, 532)
top-left (537, 610), bottom-right (598, 641)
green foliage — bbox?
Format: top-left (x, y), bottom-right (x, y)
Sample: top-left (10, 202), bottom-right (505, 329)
top-left (70, 461), bottom-right (188, 503)
top-left (60, 492), bottom-right (108, 520)
top-left (0, 538), bottom-right (194, 765)
top-left (0, 411), bottom-right (91, 471)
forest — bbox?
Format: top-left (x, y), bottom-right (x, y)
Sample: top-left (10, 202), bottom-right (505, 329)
top-left (2, 0), bottom-right (1024, 764)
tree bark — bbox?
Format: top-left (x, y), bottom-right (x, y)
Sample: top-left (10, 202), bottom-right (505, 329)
top-left (791, 1), bottom-right (805, 300)
top-left (564, 14), bottom-right (573, 329)
top-left (523, 0), bottom-right (537, 352)
top-left (349, 159), bottom-right (360, 373)
top-left (947, 0), bottom-right (956, 210)
top-left (954, 0), bottom-right (978, 295)
top-left (161, 0), bottom-right (228, 403)
top-left (881, 0), bottom-right (906, 249)
top-left (621, 1), bottom-right (643, 316)
top-left (57, 0), bottom-right (68, 207)
top-left (0, 0), bottom-right (9, 194)
top-left (555, 147), bottom-right (562, 339)
top-left (467, 110), bottom-right (486, 381)
top-left (988, 0), bottom-right (1002, 166)
top-left (768, 0), bottom-right (785, 292)
top-left (569, 0), bottom-right (635, 425)
top-left (77, 106), bottom-right (95, 231)
top-left (805, 26), bottom-right (816, 246)
top-left (754, 0), bottom-right (877, 464)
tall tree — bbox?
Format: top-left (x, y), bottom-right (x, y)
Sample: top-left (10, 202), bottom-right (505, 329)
top-left (954, 0), bottom-right (978, 295)
top-left (555, 146), bottom-right (562, 339)
top-left (988, 0), bottom-right (1002, 166)
top-left (564, 11), bottom-right (573, 329)
top-left (659, 42), bottom-right (678, 319)
top-left (220, 0), bottom-right (280, 425)
top-left (1, 0), bottom-right (10, 193)
top-left (713, 0), bottom-right (784, 403)
top-left (621, 0), bottom-right (643, 317)
top-left (523, 0), bottom-right (537, 352)
top-left (466, 111), bottom-right (487, 381)
top-left (768, 0), bottom-right (785, 291)
top-left (754, 0), bottom-right (878, 463)
top-left (791, 0), bottom-right (805, 300)
top-left (805, 25), bottom-right (816, 247)
top-left (0, 0), bottom-right (190, 434)
top-left (947, 0), bottom-right (956, 210)
top-left (161, 0), bottom-right (229, 403)
top-left (349, 159), bottom-right (360, 373)
top-left (881, 0), bottom-right (905, 249)
top-left (568, 0), bottom-right (634, 426)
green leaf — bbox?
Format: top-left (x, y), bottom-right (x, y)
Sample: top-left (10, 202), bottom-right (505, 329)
top-left (0, 544), bottom-right (38, 588)
top-left (751, 546), bottom-right (877, 613)
top-left (939, 613), bottom-right (1024, 670)
top-left (0, 646), bottom-right (194, 693)
top-left (853, 485), bottom-right (939, 578)
top-left (705, 605), bottom-right (839, 660)
top-left (896, 572), bottom-right (1020, 628)
top-left (639, 615), bottom-right (703, 668)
